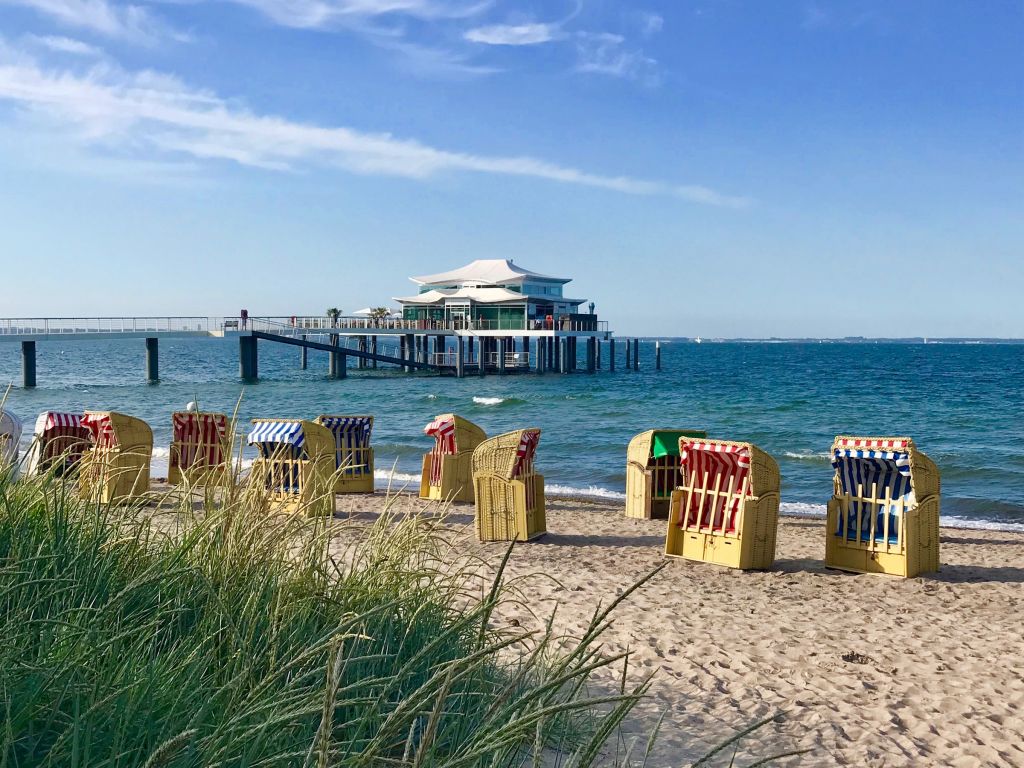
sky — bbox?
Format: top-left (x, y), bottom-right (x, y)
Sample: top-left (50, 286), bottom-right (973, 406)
top-left (0, 0), bottom-right (1021, 337)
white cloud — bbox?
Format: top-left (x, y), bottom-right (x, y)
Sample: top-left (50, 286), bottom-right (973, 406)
top-left (0, 52), bottom-right (745, 206)
top-left (637, 11), bottom-right (662, 38)
top-left (220, 0), bottom-right (488, 29)
top-left (464, 22), bottom-right (559, 46)
top-left (575, 31), bottom-right (658, 85)
top-left (0, 0), bottom-right (171, 41)
top-left (27, 34), bottom-right (103, 56)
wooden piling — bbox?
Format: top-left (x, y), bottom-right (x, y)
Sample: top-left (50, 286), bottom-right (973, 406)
top-left (145, 337), bottom-right (159, 383)
top-left (609, 338), bottom-right (615, 372)
top-left (456, 336), bottom-right (465, 378)
top-left (21, 340), bottom-right (36, 388)
top-left (300, 335), bottom-right (307, 369)
top-left (656, 341), bottom-right (661, 371)
top-left (239, 335), bottom-right (258, 381)
top-left (586, 337), bottom-right (595, 373)
top-left (633, 338), bottom-right (640, 371)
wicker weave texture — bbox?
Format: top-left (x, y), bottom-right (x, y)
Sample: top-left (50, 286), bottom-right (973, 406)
top-left (472, 429), bottom-right (545, 542)
top-left (625, 429), bottom-right (707, 520)
top-left (79, 412), bottom-right (153, 504)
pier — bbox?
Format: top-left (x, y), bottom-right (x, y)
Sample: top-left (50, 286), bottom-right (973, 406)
top-left (0, 314), bottom-right (656, 386)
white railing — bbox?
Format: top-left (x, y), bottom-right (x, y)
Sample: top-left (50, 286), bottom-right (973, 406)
top-left (0, 317), bottom-right (217, 336)
top-left (245, 315), bottom-right (609, 334)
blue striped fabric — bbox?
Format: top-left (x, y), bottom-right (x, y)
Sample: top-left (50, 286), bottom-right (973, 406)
top-left (247, 421), bottom-right (306, 454)
top-left (832, 449), bottom-right (913, 543)
top-left (318, 416), bottom-right (373, 475)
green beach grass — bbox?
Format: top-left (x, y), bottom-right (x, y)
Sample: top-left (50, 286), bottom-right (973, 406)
top-left (0, 464), bottom-right (655, 767)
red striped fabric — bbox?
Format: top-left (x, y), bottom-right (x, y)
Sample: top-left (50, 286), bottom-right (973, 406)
top-left (82, 413), bottom-right (117, 448)
top-left (39, 412), bottom-right (91, 468)
top-left (514, 430), bottom-right (541, 512)
top-left (424, 416), bottom-right (456, 486)
top-left (172, 413), bottom-right (228, 470)
top-left (678, 441), bottom-right (751, 532)
top-left (837, 438), bottom-right (908, 450)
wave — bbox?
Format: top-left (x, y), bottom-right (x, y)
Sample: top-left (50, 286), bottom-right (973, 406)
top-left (546, 484), bottom-right (627, 501)
top-left (373, 469), bottom-right (422, 488)
top-left (471, 396), bottom-right (526, 407)
top-left (783, 452), bottom-right (832, 462)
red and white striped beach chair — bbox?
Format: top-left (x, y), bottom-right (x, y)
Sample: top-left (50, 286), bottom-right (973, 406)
top-left (168, 411), bottom-right (230, 486)
top-left (419, 414), bottom-right (486, 503)
top-left (472, 428), bottom-right (545, 542)
top-left (665, 439), bottom-right (780, 570)
top-left (26, 411), bottom-right (92, 477)
top-left (0, 408), bottom-right (23, 470)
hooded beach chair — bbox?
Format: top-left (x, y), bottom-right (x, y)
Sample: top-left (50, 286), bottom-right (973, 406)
top-left (419, 414), bottom-right (486, 503)
top-left (626, 429), bottom-right (708, 519)
top-left (0, 408), bottom-right (22, 470)
top-left (78, 411), bottom-right (153, 503)
top-left (665, 439), bottom-right (780, 570)
top-left (826, 436), bottom-right (940, 577)
top-left (25, 411), bottom-right (91, 477)
top-left (247, 419), bottom-right (335, 516)
top-left (315, 415), bottom-right (374, 493)
top-left (472, 429), bottom-right (545, 542)
top-left (168, 411), bottom-right (230, 486)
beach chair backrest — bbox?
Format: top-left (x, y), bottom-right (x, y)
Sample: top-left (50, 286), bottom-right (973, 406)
top-left (425, 414), bottom-right (485, 487)
top-left (678, 440), bottom-right (753, 533)
top-left (473, 429), bottom-right (541, 480)
top-left (0, 409), bottom-right (23, 465)
top-left (172, 412), bottom-right (229, 471)
top-left (316, 415), bottom-right (373, 477)
top-left (82, 412), bottom-right (120, 449)
top-left (647, 429), bottom-right (706, 499)
top-left (831, 437), bottom-right (918, 544)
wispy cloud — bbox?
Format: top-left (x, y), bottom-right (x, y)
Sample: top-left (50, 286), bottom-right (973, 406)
top-left (575, 31), bottom-right (658, 86)
top-left (219, 0), bottom-right (488, 29)
top-left (0, 51), bottom-right (746, 206)
top-left (0, 0), bottom-right (175, 42)
top-left (26, 34), bottom-right (103, 55)
top-left (464, 22), bottom-right (559, 46)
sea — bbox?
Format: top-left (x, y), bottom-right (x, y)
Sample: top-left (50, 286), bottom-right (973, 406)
top-left (2, 337), bottom-right (1022, 532)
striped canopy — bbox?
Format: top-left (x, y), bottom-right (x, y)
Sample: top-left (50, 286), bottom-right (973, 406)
top-left (512, 429), bottom-right (540, 477)
top-left (319, 416), bottom-right (373, 446)
top-left (678, 441), bottom-right (751, 532)
top-left (28, 411), bottom-right (91, 475)
top-left (82, 413), bottom-right (118, 448)
top-left (173, 412), bottom-right (228, 470)
top-left (42, 412), bottom-right (84, 431)
top-left (832, 449), bottom-right (913, 543)
top-left (248, 421), bottom-right (305, 448)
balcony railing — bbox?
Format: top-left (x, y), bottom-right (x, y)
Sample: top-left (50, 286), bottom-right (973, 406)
top-left (0, 317), bottom-right (216, 336)
top-left (245, 316), bottom-right (609, 334)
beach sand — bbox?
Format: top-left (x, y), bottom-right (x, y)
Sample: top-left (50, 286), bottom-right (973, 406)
top-left (325, 491), bottom-right (1024, 767)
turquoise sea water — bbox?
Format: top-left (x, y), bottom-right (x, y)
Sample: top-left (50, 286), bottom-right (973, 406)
top-left (2, 337), bottom-right (1022, 531)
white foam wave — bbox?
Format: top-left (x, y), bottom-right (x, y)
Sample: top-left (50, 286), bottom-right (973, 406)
top-left (546, 484), bottom-right (627, 501)
top-left (373, 469), bottom-right (422, 488)
top-left (472, 396), bottom-right (505, 406)
top-left (780, 502), bottom-right (826, 518)
top-left (938, 516), bottom-right (1024, 533)
top-left (783, 452), bottom-right (830, 461)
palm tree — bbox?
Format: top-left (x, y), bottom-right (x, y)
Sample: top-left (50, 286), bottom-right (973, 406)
top-left (326, 307), bottom-right (341, 325)
top-left (369, 307), bottom-right (390, 322)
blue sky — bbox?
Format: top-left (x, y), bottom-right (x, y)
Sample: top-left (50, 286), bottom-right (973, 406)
top-left (0, 0), bottom-right (1021, 337)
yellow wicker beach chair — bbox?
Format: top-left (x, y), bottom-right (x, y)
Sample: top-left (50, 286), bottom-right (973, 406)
top-left (315, 415), bottom-right (374, 493)
top-left (420, 414), bottom-right (486, 503)
top-left (247, 419), bottom-right (336, 516)
top-left (26, 412), bottom-right (91, 477)
top-left (78, 411), bottom-right (153, 503)
top-left (826, 436), bottom-right (940, 577)
top-left (626, 429), bottom-right (708, 519)
top-left (0, 408), bottom-right (23, 471)
top-left (473, 429), bottom-right (545, 542)
top-left (665, 439), bottom-right (780, 570)
top-left (168, 411), bottom-right (231, 486)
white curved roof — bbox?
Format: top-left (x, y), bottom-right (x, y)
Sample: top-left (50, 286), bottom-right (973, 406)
top-left (411, 259), bottom-right (569, 286)
top-left (395, 287), bottom-right (527, 305)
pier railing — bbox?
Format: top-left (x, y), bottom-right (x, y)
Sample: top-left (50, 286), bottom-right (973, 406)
top-left (245, 316), bottom-right (609, 334)
top-left (0, 317), bottom-right (216, 336)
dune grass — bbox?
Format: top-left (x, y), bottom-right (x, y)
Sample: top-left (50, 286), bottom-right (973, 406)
top-left (0, 466), bottom-right (653, 768)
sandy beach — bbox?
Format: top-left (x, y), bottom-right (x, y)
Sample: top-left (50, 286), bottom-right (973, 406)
top-left (325, 491), bottom-right (1024, 767)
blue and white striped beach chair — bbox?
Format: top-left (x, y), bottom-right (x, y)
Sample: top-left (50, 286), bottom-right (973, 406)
top-left (826, 436), bottom-right (940, 577)
top-left (315, 415), bottom-right (374, 493)
top-left (247, 418), bottom-right (336, 515)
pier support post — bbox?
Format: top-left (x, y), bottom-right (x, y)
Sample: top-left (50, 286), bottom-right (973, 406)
top-left (609, 338), bottom-right (616, 372)
top-left (547, 337), bottom-right (554, 369)
top-left (21, 340), bottom-right (36, 388)
top-left (335, 350), bottom-right (347, 379)
top-left (586, 337), bottom-right (595, 373)
top-left (479, 338), bottom-right (487, 377)
top-left (404, 334), bottom-right (414, 372)
top-left (371, 336), bottom-right (378, 369)
top-left (568, 338), bottom-right (577, 372)
top-left (535, 338), bottom-right (545, 374)
top-left (456, 337), bottom-right (465, 378)
top-left (436, 335), bottom-right (445, 365)
top-left (552, 336), bottom-right (560, 372)
top-left (399, 335), bottom-right (407, 371)
top-left (239, 335), bottom-right (258, 381)
top-left (300, 335), bottom-right (307, 369)
top-left (595, 338), bottom-right (601, 369)
top-left (358, 336), bottom-right (367, 369)
top-left (624, 338), bottom-right (631, 370)
top-left (633, 338), bottom-right (640, 371)
top-left (145, 337), bottom-right (159, 383)
top-left (498, 338), bottom-right (507, 374)
top-left (656, 341), bottom-right (661, 371)
top-left (559, 339), bottom-right (568, 374)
